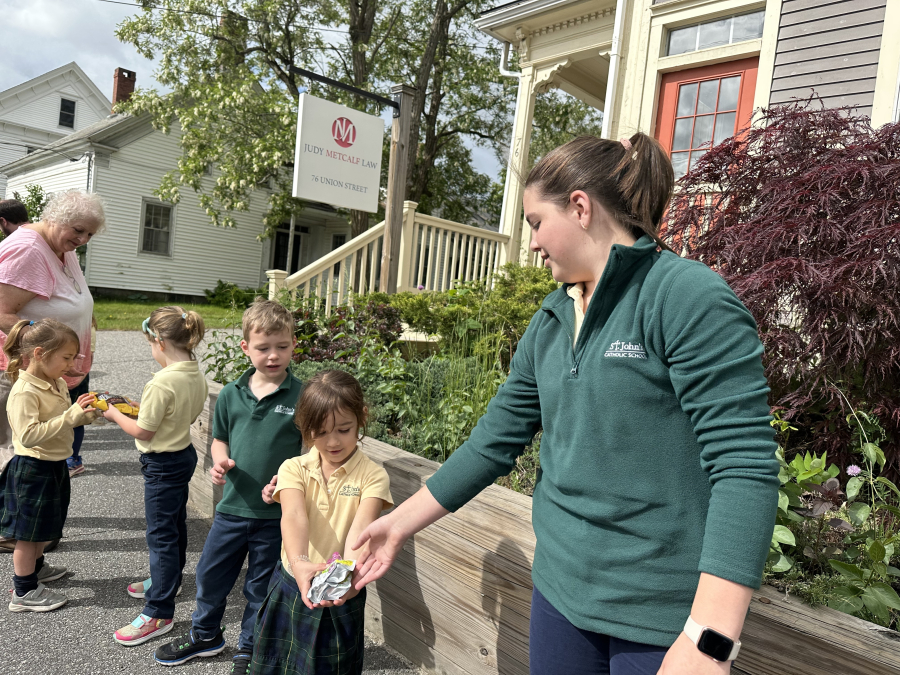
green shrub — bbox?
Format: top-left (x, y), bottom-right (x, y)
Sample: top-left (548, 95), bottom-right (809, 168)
top-left (371, 261), bottom-right (557, 365)
top-left (204, 280), bottom-right (267, 308)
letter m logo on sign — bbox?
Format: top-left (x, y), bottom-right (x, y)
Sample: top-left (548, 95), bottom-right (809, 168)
top-left (332, 117), bottom-right (356, 148)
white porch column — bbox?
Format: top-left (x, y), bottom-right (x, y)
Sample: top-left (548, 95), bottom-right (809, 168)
top-left (499, 64), bottom-right (536, 266)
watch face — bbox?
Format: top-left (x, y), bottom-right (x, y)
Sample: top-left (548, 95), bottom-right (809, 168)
top-left (697, 628), bottom-right (734, 662)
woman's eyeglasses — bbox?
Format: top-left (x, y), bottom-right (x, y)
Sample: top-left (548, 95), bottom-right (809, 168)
top-left (62, 263), bottom-right (82, 295)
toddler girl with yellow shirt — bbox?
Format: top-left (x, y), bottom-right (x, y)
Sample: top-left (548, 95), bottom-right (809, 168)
top-left (250, 370), bottom-right (393, 675)
top-left (0, 318), bottom-right (99, 612)
top-left (101, 306), bottom-right (207, 647)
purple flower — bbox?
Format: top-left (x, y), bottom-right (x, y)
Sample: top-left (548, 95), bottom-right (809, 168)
top-left (417, 284), bottom-right (425, 290)
top-left (847, 465), bottom-right (862, 477)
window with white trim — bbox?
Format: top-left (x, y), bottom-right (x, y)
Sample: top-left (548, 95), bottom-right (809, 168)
top-left (59, 99), bottom-right (76, 128)
top-left (667, 11), bottom-right (764, 56)
top-left (141, 201), bottom-right (173, 255)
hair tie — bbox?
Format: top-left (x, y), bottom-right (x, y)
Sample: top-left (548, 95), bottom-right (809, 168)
top-left (182, 313), bottom-right (187, 319)
top-left (28, 321), bottom-right (35, 326)
top-left (620, 138), bottom-right (632, 151)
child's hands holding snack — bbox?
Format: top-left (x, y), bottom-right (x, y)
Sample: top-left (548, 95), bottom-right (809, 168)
top-left (76, 393), bottom-right (97, 410)
top-left (292, 558), bottom-right (328, 610)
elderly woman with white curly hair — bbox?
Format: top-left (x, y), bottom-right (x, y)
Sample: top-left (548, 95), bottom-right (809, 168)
top-left (0, 190), bottom-right (104, 500)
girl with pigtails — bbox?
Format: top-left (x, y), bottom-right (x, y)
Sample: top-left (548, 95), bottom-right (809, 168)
top-left (353, 135), bottom-right (780, 675)
top-left (102, 306), bottom-right (208, 646)
top-left (0, 318), bottom-right (99, 612)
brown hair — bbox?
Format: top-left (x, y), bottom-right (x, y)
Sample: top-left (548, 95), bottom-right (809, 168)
top-left (525, 133), bottom-right (675, 251)
top-left (145, 306), bottom-right (205, 358)
top-left (241, 298), bottom-right (294, 341)
top-left (3, 318), bottom-right (80, 382)
top-left (294, 370), bottom-right (368, 448)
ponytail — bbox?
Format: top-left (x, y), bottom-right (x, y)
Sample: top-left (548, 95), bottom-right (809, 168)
top-left (525, 133), bottom-right (675, 252)
top-left (4, 318), bottom-right (80, 382)
top-left (4, 320), bottom-right (32, 381)
top-left (145, 306), bottom-right (206, 359)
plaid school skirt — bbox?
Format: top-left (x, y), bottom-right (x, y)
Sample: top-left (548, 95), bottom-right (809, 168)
top-left (0, 455), bottom-right (70, 542)
top-left (250, 562), bottom-right (367, 675)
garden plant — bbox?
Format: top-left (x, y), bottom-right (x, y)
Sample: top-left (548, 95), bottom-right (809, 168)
top-left (665, 100), bottom-right (900, 628)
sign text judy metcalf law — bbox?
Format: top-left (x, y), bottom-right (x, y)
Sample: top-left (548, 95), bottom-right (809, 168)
top-left (292, 93), bottom-right (384, 213)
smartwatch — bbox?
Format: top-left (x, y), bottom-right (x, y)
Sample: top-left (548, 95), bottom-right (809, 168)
top-left (683, 615), bottom-right (741, 662)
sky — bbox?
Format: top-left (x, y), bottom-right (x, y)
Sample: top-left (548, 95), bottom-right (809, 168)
top-left (0, 0), bottom-right (163, 102)
top-left (0, 0), bottom-right (503, 179)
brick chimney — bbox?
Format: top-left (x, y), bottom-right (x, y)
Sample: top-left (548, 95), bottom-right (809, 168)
top-left (112, 68), bottom-right (136, 111)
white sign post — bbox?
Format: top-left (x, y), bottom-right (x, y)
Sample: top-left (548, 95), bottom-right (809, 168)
top-left (292, 93), bottom-right (384, 213)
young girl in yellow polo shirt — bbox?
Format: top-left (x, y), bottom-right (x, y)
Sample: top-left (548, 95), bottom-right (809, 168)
top-left (250, 370), bottom-right (393, 675)
top-left (100, 306), bottom-right (207, 646)
top-left (0, 318), bottom-right (99, 612)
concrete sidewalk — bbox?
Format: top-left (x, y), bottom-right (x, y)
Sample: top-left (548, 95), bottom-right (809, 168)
top-left (0, 331), bottom-right (421, 675)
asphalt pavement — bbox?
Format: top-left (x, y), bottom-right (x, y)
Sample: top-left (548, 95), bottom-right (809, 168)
top-left (0, 331), bottom-right (422, 675)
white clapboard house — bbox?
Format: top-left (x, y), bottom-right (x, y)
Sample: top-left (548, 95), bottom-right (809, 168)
top-left (0, 63), bottom-right (353, 299)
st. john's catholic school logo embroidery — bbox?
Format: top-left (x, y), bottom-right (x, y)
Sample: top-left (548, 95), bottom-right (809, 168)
top-left (604, 341), bottom-right (648, 359)
top-left (273, 405), bottom-right (294, 415)
top-left (338, 485), bottom-right (361, 497)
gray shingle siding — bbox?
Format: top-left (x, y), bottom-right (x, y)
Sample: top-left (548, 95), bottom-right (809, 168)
top-left (770, 0), bottom-right (886, 117)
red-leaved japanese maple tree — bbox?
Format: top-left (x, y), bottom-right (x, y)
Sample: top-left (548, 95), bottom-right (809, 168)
top-left (663, 100), bottom-right (900, 477)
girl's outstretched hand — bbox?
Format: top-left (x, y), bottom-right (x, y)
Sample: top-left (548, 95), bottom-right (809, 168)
top-left (352, 516), bottom-right (408, 588)
top-left (75, 393), bottom-right (96, 409)
top-left (293, 560), bottom-right (327, 611)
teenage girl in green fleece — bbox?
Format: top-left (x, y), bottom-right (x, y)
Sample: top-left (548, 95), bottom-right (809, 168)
top-left (353, 134), bottom-right (779, 675)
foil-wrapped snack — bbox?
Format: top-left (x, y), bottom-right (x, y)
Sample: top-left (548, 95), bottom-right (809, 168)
top-left (307, 553), bottom-right (356, 604)
top-left (90, 392), bottom-right (140, 417)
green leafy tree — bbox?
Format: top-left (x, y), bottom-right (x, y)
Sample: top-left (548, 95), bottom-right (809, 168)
top-left (11, 184), bottom-right (49, 221)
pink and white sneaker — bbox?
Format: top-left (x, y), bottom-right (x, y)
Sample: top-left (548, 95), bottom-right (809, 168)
top-left (113, 613), bottom-right (173, 646)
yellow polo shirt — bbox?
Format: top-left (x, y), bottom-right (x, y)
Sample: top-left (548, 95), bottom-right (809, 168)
top-left (273, 446), bottom-right (393, 571)
top-left (136, 361), bottom-right (208, 453)
top-left (8, 371), bottom-right (98, 461)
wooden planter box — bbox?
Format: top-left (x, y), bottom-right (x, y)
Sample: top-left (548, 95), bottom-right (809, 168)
top-left (189, 382), bottom-right (900, 675)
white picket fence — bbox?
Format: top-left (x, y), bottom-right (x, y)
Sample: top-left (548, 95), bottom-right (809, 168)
top-left (267, 201), bottom-right (510, 308)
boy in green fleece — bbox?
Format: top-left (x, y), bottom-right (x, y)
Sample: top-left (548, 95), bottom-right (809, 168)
top-left (352, 135), bottom-right (779, 675)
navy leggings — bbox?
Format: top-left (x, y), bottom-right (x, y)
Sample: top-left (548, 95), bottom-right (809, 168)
top-left (529, 586), bottom-right (668, 675)
top-left (68, 374), bottom-right (90, 463)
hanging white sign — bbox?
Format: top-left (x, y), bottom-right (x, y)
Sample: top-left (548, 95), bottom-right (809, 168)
top-left (292, 93), bottom-right (384, 213)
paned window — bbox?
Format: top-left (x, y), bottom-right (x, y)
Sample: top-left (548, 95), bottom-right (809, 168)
top-left (668, 11), bottom-right (764, 56)
top-left (59, 99), bottom-right (76, 128)
top-left (141, 202), bottom-right (173, 255)
top-left (670, 75), bottom-right (741, 179)
top-left (655, 58), bottom-right (759, 180)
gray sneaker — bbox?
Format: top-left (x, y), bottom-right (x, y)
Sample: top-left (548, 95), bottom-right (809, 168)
top-left (8, 583), bottom-right (67, 612)
top-left (37, 563), bottom-right (67, 583)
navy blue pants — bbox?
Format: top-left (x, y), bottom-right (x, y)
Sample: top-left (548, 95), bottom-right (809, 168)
top-left (67, 374), bottom-right (90, 465)
top-left (141, 446), bottom-right (197, 619)
top-left (529, 587), bottom-right (668, 675)
top-left (192, 511), bottom-right (282, 651)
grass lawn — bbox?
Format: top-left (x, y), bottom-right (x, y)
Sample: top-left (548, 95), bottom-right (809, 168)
top-left (94, 299), bottom-right (241, 331)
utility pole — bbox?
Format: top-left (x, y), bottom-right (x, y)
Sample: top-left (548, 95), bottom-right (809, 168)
top-left (380, 84), bottom-right (415, 294)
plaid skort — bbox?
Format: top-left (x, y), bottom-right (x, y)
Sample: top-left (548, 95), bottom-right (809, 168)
top-left (250, 562), bottom-right (367, 675)
top-left (0, 455), bottom-right (71, 542)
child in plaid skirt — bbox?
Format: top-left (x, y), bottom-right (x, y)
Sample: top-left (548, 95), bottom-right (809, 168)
top-left (251, 370), bottom-right (393, 675)
top-left (0, 319), bottom-right (99, 612)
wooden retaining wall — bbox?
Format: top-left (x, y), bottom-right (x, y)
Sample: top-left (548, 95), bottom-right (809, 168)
top-left (189, 382), bottom-right (900, 675)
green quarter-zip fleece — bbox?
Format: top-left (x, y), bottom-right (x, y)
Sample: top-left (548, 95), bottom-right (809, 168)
top-left (426, 235), bottom-right (779, 647)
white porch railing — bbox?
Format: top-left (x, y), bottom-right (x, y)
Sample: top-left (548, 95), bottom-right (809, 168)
top-left (266, 201), bottom-right (511, 307)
